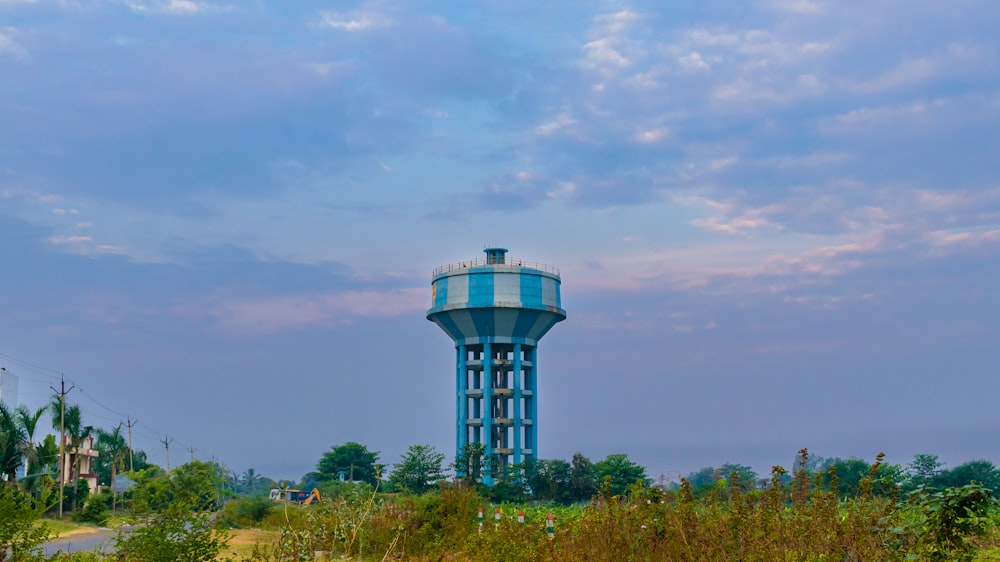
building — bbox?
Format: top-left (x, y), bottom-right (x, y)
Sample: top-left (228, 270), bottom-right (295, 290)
top-left (427, 248), bottom-right (565, 484)
top-left (0, 367), bottom-right (19, 408)
top-left (62, 434), bottom-right (101, 494)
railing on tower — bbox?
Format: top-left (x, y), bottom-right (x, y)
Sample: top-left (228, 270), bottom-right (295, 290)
top-left (432, 258), bottom-right (560, 277)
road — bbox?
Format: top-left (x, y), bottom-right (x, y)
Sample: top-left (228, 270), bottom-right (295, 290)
top-left (40, 529), bottom-right (118, 556)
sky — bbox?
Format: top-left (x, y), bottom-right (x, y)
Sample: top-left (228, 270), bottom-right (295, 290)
top-left (1, 0), bottom-right (999, 483)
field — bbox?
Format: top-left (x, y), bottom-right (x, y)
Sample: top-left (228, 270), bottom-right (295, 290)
top-left (212, 474), bottom-right (1000, 562)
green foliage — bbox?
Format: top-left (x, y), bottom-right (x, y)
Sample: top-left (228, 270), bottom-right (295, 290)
top-left (685, 463), bottom-right (760, 494)
top-left (129, 461), bottom-right (224, 514)
top-left (895, 483), bottom-right (997, 561)
top-left (488, 471), bottom-right (531, 503)
top-left (593, 453), bottom-right (648, 497)
top-left (390, 444), bottom-right (446, 495)
top-left (568, 453), bottom-right (597, 502)
top-left (0, 486), bottom-right (52, 560)
top-left (112, 503), bottom-right (229, 561)
top-left (220, 495), bottom-right (275, 528)
top-left (453, 442), bottom-right (487, 484)
top-left (525, 458), bottom-right (573, 503)
top-left (0, 402), bottom-right (29, 484)
top-left (907, 453), bottom-right (945, 491)
top-left (935, 460), bottom-right (1000, 494)
top-left (75, 492), bottom-right (111, 526)
top-left (315, 441), bottom-right (381, 486)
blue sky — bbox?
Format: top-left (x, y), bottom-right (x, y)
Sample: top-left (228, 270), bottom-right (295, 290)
top-left (2, 0), bottom-right (998, 481)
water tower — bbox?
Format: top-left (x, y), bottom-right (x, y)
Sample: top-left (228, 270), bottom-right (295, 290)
top-left (428, 248), bottom-right (565, 483)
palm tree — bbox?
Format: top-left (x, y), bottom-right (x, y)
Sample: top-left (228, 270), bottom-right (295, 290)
top-left (49, 400), bottom-right (92, 509)
top-left (96, 425), bottom-right (128, 510)
top-left (14, 405), bottom-right (46, 489)
top-left (241, 468), bottom-right (261, 494)
top-left (0, 402), bottom-right (28, 485)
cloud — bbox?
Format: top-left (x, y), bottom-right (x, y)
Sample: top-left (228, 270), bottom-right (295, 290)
top-left (925, 229), bottom-right (1000, 251)
top-left (319, 9), bottom-right (391, 31)
top-left (118, 0), bottom-right (230, 15)
top-left (764, 0), bottom-right (825, 14)
top-left (0, 26), bottom-right (26, 57)
top-left (48, 235), bottom-right (92, 245)
top-left (210, 288), bottom-right (426, 335)
top-left (165, 0), bottom-right (200, 14)
top-left (847, 43), bottom-right (992, 94)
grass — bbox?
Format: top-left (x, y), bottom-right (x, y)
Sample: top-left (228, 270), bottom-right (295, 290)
top-left (36, 517), bottom-right (108, 537)
top-left (216, 529), bottom-right (281, 560)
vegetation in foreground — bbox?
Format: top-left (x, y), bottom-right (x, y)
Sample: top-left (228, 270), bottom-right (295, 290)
top-left (5, 448), bottom-right (999, 561)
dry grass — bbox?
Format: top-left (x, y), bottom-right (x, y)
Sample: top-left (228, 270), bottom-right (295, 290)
top-left (217, 528), bottom-right (281, 560)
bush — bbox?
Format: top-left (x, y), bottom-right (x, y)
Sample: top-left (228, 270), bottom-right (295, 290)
top-left (0, 486), bottom-right (52, 560)
top-left (113, 504), bottom-right (228, 561)
top-left (221, 496), bottom-right (275, 528)
top-left (75, 492), bottom-right (112, 526)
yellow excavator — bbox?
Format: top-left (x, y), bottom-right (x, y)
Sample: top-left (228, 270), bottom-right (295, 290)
top-left (269, 487), bottom-right (321, 505)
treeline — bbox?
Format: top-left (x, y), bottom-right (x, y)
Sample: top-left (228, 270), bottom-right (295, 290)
top-left (237, 441), bottom-right (1000, 508)
top-left (682, 452), bottom-right (1000, 499)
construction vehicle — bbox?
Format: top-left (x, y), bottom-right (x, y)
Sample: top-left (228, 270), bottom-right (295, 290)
top-left (269, 487), bottom-right (321, 505)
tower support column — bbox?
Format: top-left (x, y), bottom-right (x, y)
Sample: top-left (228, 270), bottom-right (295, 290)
top-left (512, 342), bottom-right (523, 466)
top-left (482, 341), bottom-right (494, 485)
top-left (456, 344), bottom-right (468, 466)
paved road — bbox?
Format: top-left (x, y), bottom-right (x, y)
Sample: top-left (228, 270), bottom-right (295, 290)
top-left (40, 529), bottom-right (118, 556)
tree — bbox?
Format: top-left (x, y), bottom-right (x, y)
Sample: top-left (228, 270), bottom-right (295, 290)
top-left (822, 458), bottom-right (868, 496)
top-left (594, 453), bottom-right (649, 497)
top-left (525, 458), bottom-right (572, 503)
top-left (391, 444), bottom-right (446, 495)
top-left (95, 425), bottom-right (129, 510)
top-left (685, 467), bottom-right (717, 491)
top-left (719, 463), bottom-right (759, 491)
top-left (240, 468), bottom-right (263, 495)
top-left (908, 454), bottom-right (945, 491)
top-left (0, 403), bottom-right (29, 484)
top-left (131, 461), bottom-right (225, 514)
top-left (316, 442), bottom-right (381, 486)
top-left (569, 452), bottom-right (597, 502)
top-left (14, 406), bottom-right (46, 484)
top-left (936, 460), bottom-right (1000, 495)
top-left (48, 400), bottom-right (94, 509)
top-left (452, 442), bottom-right (486, 485)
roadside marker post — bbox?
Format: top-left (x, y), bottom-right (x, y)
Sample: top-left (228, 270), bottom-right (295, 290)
top-left (546, 513), bottom-right (555, 539)
top-left (494, 507), bottom-right (501, 529)
top-left (517, 509), bottom-right (525, 524)
top-left (478, 508), bottom-right (483, 534)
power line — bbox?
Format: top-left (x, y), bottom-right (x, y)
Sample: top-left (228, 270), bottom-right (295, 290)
top-left (2, 351), bottom-right (219, 469)
top-left (0, 351), bottom-right (63, 379)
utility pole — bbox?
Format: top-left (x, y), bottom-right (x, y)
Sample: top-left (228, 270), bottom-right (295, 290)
top-left (161, 434), bottom-right (174, 472)
top-left (125, 417), bottom-right (137, 472)
top-left (50, 375), bottom-right (75, 520)
top-left (187, 446), bottom-right (197, 463)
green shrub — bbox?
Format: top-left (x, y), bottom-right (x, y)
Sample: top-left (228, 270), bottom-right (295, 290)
top-left (112, 504), bottom-right (228, 562)
top-left (0, 486), bottom-right (52, 560)
top-left (221, 496), bottom-right (275, 528)
top-left (75, 492), bottom-right (112, 526)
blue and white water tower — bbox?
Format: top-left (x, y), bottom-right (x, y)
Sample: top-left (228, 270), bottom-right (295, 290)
top-left (427, 248), bottom-right (566, 483)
